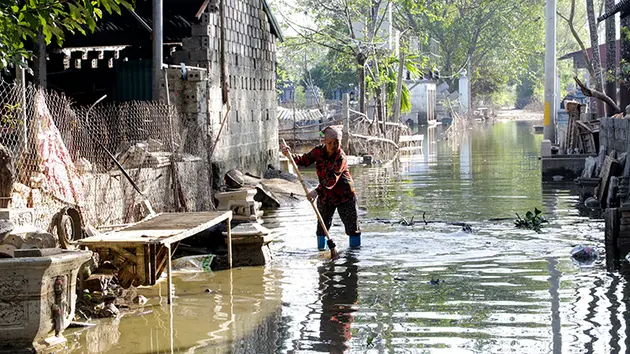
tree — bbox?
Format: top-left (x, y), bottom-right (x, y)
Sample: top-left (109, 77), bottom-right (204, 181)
top-left (0, 0), bottom-right (132, 70)
top-left (585, 0), bottom-right (605, 114)
top-left (275, 0), bottom-right (417, 114)
top-left (604, 0), bottom-right (616, 108)
top-left (558, 0), bottom-right (619, 114)
top-left (401, 0), bottom-right (545, 105)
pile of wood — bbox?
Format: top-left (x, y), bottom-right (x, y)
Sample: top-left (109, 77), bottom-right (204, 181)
top-left (564, 101), bottom-right (599, 154)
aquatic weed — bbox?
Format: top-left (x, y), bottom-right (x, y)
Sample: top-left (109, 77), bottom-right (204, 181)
top-left (514, 208), bottom-right (547, 233)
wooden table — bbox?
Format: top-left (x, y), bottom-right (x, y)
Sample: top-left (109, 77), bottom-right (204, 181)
top-left (78, 211), bottom-right (233, 304)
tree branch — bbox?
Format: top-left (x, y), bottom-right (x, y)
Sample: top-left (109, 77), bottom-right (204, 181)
top-left (574, 76), bottom-right (621, 113)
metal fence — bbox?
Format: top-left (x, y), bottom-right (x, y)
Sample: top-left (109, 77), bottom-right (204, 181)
top-left (0, 80), bottom-right (183, 228)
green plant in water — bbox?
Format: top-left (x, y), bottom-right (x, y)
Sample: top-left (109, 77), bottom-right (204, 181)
top-left (515, 208), bottom-right (547, 233)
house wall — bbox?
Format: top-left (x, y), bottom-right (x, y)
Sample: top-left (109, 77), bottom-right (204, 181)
top-left (165, 0), bottom-right (279, 191)
top-left (401, 81), bottom-right (436, 127)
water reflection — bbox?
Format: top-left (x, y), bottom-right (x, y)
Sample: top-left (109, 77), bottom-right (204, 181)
top-left (65, 120), bottom-right (627, 354)
top-left (315, 252), bottom-right (359, 353)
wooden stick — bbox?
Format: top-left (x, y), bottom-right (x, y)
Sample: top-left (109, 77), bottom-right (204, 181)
top-left (227, 214), bottom-right (232, 268)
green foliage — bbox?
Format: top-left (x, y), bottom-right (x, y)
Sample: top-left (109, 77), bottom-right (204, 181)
top-left (514, 208), bottom-right (547, 233)
top-left (294, 85), bottom-right (306, 106)
top-left (0, 0), bottom-right (133, 69)
top-left (406, 0), bottom-right (545, 105)
top-left (365, 52), bottom-right (424, 114)
top-left (307, 50), bottom-right (357, 97)
top-left (0, 102), bottom-right (23, 129)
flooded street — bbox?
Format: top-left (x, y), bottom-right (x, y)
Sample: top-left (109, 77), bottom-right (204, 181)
top-left (66, 120), bottom-right (624, 353)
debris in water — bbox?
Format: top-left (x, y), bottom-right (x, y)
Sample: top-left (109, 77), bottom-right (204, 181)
top-left (428, 279), bottom-right (444, 285)
top-left (571, 245), bottom-right (599, 264)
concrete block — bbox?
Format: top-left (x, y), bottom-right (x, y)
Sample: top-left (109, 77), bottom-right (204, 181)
top-left (541, 139), bottom-right (552, 157)
top-left (187, 69), bottom-right (207, 81)
top-left (191, 24), bottom-right (211, 36)
top-left (189, 48), bottom-right (212, 62)
top-left (200, 12), bottom-right (212, 25)
top-left (198, 36), bottom-right (211, 49)
top-left (182, 37), bottom-right (201, 49)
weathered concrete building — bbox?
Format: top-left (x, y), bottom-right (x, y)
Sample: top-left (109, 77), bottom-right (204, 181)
top-left (3, 0), bottom-right (284, 222)
top-left (42, 0), bottom-right (282, 181)
top-left (401, 81), bottom-right (436, 128)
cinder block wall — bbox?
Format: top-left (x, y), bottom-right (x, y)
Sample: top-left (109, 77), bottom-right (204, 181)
top-left (600, 118), bottom-right (630, 154)
top-left (167, 0), bottom-right (279, 190)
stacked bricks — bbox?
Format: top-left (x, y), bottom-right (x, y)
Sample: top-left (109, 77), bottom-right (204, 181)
top-left (167, 0), bottom-right (279, 179)
top-left (600, 118), bottom-right (630, 154)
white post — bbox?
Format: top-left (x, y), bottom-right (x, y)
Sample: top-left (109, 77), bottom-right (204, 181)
top-left (544, 0), bottom-right (557, 143)
top-left (342, 93), bottom-right (350, 152)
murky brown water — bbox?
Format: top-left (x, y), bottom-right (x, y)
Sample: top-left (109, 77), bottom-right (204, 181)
top-left (66, 119), bottom-right (624, 353)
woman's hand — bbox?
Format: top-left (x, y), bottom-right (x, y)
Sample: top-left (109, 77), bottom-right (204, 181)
top-left (281, 143), bottom-right (291, 158)
top-left (307, 189), bottom-right (318, 202)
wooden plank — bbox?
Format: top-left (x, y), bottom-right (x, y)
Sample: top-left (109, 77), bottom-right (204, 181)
top-left (110, 246), bottom-right (137, 264)
top-left (136, 246), bottom-right (145, 285)
top-left (598, 156), bottom-right (620, 205)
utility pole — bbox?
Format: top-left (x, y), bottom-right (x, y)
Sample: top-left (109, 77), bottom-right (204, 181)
top-left (152, 0), bottom-right (163, 101)
top-left (544, 0), bottom-right (557, 143)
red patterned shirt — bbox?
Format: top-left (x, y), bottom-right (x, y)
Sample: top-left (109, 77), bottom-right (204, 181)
top-left (293, 145), bottom-right (356, 206)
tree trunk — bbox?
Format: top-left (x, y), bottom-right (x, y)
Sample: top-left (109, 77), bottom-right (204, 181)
top-left (605, 0), bottom-right (617, 112)
top-left (586, 0), bottom-right (605, 115)
top-left (357, 53), bottom-right (367, 114)
top-left (391, 39), bottom-right (406, 122)
top-left (376, 87), bottom-right (384, 137)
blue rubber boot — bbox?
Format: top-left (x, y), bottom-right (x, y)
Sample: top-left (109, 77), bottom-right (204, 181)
top-left (349, 235), bottom-right (361, 248)
top-left (317, 235), bottom-right (327, 250)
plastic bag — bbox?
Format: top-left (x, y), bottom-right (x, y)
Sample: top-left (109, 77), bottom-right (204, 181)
top-left (172, 254), bottom-right (215, 272)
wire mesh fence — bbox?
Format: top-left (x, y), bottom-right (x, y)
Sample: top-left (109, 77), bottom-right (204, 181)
top-left (0, 80), bottom-right (186, 229)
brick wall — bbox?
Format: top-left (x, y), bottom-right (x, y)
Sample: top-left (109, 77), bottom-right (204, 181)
top-left (166, 1), bottom-right (279, 189)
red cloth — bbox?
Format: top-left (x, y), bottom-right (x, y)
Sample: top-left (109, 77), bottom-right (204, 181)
top-left (293, 145), bottom-right (355, 206)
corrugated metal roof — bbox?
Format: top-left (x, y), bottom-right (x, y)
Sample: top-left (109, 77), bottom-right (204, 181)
top-left (277, 106), bottom-right (324, 123)
top-left (59, 0), bottom-right (282, 49)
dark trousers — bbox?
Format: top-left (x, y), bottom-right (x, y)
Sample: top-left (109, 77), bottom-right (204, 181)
top-left (316, 197), bottom-right (361, 237)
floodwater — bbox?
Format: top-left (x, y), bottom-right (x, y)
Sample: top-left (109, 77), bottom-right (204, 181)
top-left (66, 119), bottom-right (626, 353)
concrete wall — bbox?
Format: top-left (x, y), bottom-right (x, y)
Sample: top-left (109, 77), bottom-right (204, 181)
top-left (166, 1), bottom-right (279, 188)
top-left (12, 162), bottom-right (202, 229)
top-left (401, 81), bottom-right (436, 126)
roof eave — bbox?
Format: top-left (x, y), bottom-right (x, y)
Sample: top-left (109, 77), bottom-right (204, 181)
top-left (261, 0), bottom-right (284, 42)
